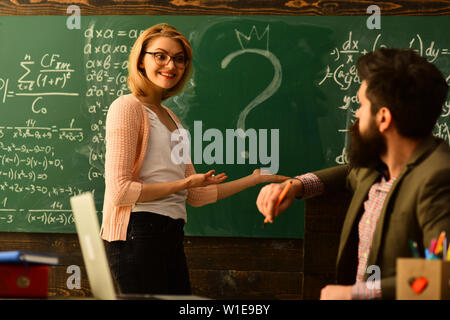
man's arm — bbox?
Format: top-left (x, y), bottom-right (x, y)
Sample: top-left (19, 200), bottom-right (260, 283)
top-left (256, 165), bottom-right (352, 223)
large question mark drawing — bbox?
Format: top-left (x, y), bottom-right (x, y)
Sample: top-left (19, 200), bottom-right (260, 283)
top-left (221, 25), bottom-right (282, 133)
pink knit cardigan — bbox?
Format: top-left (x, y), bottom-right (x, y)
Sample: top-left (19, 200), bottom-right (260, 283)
top-left (100, 94), bottom-right (218, 241)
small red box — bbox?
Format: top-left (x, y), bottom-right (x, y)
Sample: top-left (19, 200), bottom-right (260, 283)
top-left (0, 264), bottom-right (49, 298)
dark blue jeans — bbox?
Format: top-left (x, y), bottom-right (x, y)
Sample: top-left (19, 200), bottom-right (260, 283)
top-left (105, 211), bottom-right (191, 295)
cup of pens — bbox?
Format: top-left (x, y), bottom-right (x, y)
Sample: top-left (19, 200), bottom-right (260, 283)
top-left (396, 231), bottom-right (450, 300)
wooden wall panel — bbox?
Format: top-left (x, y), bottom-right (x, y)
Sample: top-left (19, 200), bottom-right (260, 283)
top-left (303, 191), bottom-right (351, 299)
top-left (185, 237), bottom-right (303, 299)
top-left (0, 0), bottom-right (448, 16)
top-left (0, 232), bottom-right (303, 299)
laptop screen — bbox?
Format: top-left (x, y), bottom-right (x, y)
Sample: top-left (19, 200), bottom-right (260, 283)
top-left (70, 192), bottom-right (117, 300)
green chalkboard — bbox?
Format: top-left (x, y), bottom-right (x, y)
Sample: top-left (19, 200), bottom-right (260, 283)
top-left (0, 16), bottom-right (449, 238)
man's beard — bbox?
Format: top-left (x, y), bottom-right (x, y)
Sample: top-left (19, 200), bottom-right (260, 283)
top-left (347, 118), bottom-right (387, 170)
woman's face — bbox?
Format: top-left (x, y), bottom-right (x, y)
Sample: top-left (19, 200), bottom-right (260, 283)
top-left (140, 36), bottom-right (186, 91)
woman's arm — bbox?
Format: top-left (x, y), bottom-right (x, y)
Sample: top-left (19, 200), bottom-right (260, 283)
top-left (216, 169), bottom-right (289, 201)
top-left (137, 170), bottom-right (227, 202)
top-left (137, 179), bottom-right (189, 203)
top-left (104, 97), bottom-right (143, 207)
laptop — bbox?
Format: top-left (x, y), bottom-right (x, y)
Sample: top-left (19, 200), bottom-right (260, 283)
top-left (70, 192), bottom-right (208, 300)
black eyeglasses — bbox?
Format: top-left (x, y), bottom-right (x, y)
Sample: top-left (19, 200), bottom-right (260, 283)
top-left (144, 52), bottom-right (188, 68)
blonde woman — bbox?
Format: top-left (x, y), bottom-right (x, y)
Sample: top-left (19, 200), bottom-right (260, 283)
top-left (101, 23), bottom-right (287, 295)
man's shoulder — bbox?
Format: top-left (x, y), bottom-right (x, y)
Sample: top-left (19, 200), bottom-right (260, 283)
top-left (406, 138), bottom-right (450, 185)
top-left (434, 137), bottom-right (450, 157)
top-left (421, 138), bottom-right (450, 170)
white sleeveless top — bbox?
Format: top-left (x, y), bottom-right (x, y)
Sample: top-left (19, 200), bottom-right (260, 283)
top-left (131, 106), bottom-right (188, 221)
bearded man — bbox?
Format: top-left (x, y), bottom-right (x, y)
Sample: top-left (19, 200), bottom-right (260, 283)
top-left (256, 48), bottom-right (450, 300)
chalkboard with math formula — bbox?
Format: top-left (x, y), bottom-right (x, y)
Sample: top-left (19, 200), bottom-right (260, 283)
top-left (0, 16), bottom-right (448, 238)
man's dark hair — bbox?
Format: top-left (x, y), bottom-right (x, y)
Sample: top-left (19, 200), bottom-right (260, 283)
top-left (357, 48), bottom-right (448, 139)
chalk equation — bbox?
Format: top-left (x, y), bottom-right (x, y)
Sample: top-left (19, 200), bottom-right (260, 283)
top-left (0, 54), bottom-right (78, 112)
top-left (27, 210), bottom-right (74, 226)
top-left (0, 124), bottom-right (83, 142)
top-left (0, 48), bottom-right (93, 231)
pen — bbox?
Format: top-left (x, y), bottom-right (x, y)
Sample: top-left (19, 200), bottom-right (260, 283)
top-left (263, 180), bottom-right (293, 225)
top-left (434, 231), bottom-right (446, 255)
top-left (429, 238), bottom-right (437, 255)
top-left (442, 237), bottom-right (447, 261)
top-left (409, 240), bottom-right (421, 258)
top-left (425, 249), bottom-right (439, 260)
top-left (447, 241), bottom-right (450, 261)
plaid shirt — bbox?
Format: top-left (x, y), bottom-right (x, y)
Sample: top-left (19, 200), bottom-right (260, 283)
top-left (296, 172), bottom-right (395, 300)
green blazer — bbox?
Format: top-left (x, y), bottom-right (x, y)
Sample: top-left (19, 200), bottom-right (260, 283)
top-left (313, 136), bottom-right (450, 299)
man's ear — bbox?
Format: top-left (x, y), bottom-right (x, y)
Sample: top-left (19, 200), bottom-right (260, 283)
top-left (377, 107), bottom-right (392, 133)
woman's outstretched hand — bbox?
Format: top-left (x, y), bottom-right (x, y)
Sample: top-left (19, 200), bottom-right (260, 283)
top-left (187, 170), bottom-right (228, 188)
top-left (250, 169), bottom-right (290, 185)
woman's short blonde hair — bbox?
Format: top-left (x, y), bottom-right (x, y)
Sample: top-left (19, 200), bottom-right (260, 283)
top-left (128, 23), bottom-right (193, 101)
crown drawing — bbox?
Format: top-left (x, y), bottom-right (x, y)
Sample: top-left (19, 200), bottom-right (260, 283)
top-left (235, 25), bottom-right (270, 51)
